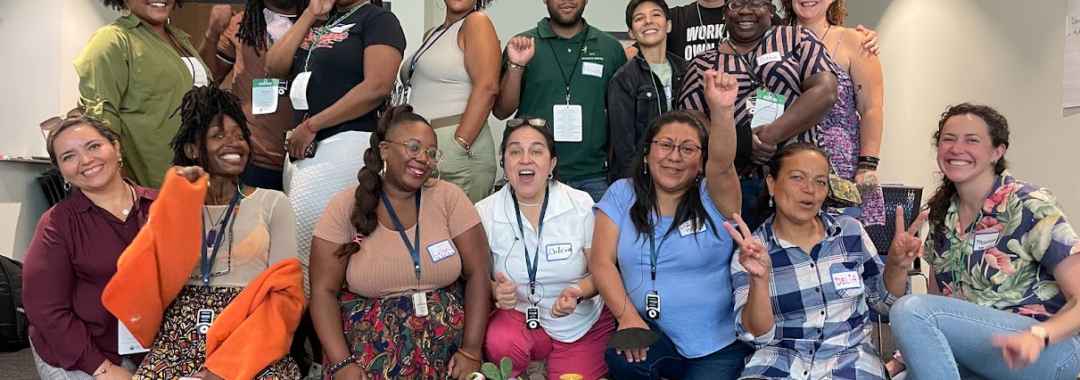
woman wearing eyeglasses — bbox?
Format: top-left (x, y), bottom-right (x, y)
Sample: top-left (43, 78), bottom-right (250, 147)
top-left (308, 105), bottom-right (491, 380)
top-left (678, 0), bottom-right (839, 231)
top-left (591, 73), bottom-right (751, 380)
top-left (475, 117), bottom-right (614, 379)
top-left (24, 116), bottom-right (157, 380)
top-left (132, 85), bottom-right (302, 380)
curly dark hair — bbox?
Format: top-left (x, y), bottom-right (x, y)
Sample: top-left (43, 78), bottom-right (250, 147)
top-left (474, 0), bottom-right (496, 11)
top-left (102, 0), bottom-right (185, 11)
top-left (46, 116), bottom-right (120, 167)
top-left (926, 103), bottom-right (1010, 238)
top-left (779, 0), bottom-right (847, 26)
top-left (169, 84), bottom-right (251, 171)
top-left (627, 110), bottom-right (718, 242)
top-left (236, 0), bottom-right (310, 55)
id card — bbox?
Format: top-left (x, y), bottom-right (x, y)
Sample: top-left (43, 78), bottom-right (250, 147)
top-left (750, 89), bottom-right (785, 130)
top-left (426, 240), bottom-right (456, 263)
top-left (182, 57), bottom-right (209, 88)
top-left (252, 78), bottom-right (280, 115)
top-left (412, 292), bottom-right (429, 317)
top-left (118, 321), bottom-right (149, 355)
top-left (831, 270), bottom-right (862, 291)
top-left (973, 231), bottom-right (1000, 251)
top-left (553, 105), bottom-right (583, 142)
top-left (290, 71), bottom-right (312, 110)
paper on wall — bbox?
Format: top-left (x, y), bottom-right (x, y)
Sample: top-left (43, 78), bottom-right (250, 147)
top-left (1065, 0), bottom-right (1080, 108)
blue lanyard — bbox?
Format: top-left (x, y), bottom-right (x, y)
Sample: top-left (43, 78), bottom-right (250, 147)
top-left (200, 190), bottom-right (241, 287)
top-left (648, 229), bottom-right (671, 282)
top-left (510, 186), bottom-right (551, 296)
top-left (380, 190), bottom-right (422, 281)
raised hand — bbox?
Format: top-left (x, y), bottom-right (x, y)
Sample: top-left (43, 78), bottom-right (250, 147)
top-left (723, 213), bottom-right (771, 279)
top-left (492, 271), bottom-right (518, 310)
top-left (550, 285), bottom-right (584, 318)
top-left (174, 166), bottom-right (208, 183)
top-left (307, 0), bottom-right (335, 18)
top-left (886, 206), bottom-right (928, 269)
top-left (206, 5), bottom-right (234, 37)
top-left (703, 70), bottom-right (739, 110)
top-left (506, 36), bottom-right (536, 66)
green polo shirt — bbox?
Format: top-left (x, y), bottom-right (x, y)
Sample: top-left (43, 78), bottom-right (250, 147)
top-left (508, 19), bottom-right (626, 182)
top-left (74, 10), bottom-right (210, 188)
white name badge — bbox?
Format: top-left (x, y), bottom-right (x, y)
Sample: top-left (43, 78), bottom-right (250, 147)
top-left (183, 57), bottom-right (210, 88)
top-left (750, 90), bottom-right (786, 130)
top-left (553, 104), bottom-right (583, 142)
top-left (832, 270), bottom-right (862, 290)
top-left (678, 220), bottom-right (707, 236)
top-left (118, 321), bottom-right (149, 355)
top-left (756, 52), bottom-right (782, 67)
top-left (290, 71), bottom-right (312, 111)
top-left (582, 61), bottom-right (604, 78)
top-left (252, 78), bottom-right (280, 115)
top-left (546, 243), bottom-right (573, 261)
top-left (427, 239), bottom-right (456, 263)
top-left (973, 231), bottom-right (1000, 251)
top-left (663, 84), bottom-right (672, 100)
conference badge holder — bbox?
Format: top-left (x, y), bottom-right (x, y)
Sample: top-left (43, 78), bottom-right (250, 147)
top-left (645, 292), bottom-right (661, 320)
top-left (196, 309), bottom-right (215, 335)
top-left (412, 292), bottom-right (429, 318)
top-left (526, 306), bottom-right (541, 330)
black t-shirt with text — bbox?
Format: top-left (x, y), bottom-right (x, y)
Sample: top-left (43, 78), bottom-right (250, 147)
top-left (667, 3), bottom-right (785, 62)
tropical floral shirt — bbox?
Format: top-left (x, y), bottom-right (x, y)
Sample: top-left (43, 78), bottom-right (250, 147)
top-left (927, 172), bottom-right (1080, 321)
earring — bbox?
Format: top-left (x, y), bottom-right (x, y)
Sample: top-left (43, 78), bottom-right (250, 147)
top-left (379, 159), bottom-right (386, 176)
top-left (548, 173), bottom-right (554, 180)
top-left (118, 157), bottom-right (124, 169)
top-left (63, 182), bottom-right (72, 191)
top-left (769, 196), bottom-right (774, 208)
top-left (696, 171), bottom-right (703, 182)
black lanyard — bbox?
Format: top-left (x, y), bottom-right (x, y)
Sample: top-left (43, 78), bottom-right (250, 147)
top-left (545, 28), bottom-right (589, 104)
top-left (648, 230), bottom-right (672, 282)
top-left (380, 190), bottom-right (423, 281)
top-left (724, 35), bottom-right (769, 90)
top-left (510, 186), bottom-right (551, 296)
top-left (200, 190), bottom-right (241, 287)
top-left (407, 11), bottom-right (473, 83)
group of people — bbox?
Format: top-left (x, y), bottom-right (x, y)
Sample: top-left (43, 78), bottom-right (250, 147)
top-left (20, 1), bottom-right (1080, 380)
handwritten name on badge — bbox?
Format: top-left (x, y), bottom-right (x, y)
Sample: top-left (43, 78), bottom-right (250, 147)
top-left (427, 240), bottom-right (456, 263)
top-left (973, 232), bottom-right (1000, 251)
top-left (832, 271), bottom-right (861, 290)
top-left (546, 243), bottom-right (573, 261)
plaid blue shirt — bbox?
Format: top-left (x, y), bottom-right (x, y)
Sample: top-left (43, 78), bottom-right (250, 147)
top-left (732, 213), bottom-right (899, 380)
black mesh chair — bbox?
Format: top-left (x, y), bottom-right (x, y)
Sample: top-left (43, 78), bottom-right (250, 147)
top-left (36, 168), bottom-right (70, 208)
top-left (864, 185), bottom-right (927, 354)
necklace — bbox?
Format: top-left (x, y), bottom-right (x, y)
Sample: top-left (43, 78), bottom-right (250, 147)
top-left (518, 201), bottom-right (541, 207)
top-left (121, 184), bottom-right (135, 216)
top-left (203, 185), bottom-right (243, 248)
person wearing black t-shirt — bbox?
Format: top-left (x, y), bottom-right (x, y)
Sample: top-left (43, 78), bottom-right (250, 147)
top-left (264, 0), bottom-right (406, 302)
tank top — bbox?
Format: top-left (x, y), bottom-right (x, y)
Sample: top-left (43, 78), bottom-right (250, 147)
top-left (401, 18), bottom-right (472, 120)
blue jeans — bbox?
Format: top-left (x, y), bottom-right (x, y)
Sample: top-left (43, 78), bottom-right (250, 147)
top-left (605, 320), bottom-right (753, 380)
top-left (890, 294), bottom-right (1080, 380)
top-left (567, 175), bottom-right (609, 203)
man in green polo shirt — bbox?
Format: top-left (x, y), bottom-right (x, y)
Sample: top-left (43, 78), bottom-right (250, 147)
top-left (493, 0), bottom-right (627, 202)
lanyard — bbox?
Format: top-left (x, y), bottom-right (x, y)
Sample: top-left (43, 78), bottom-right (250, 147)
top-left (724, 37), bottom-right (768, 90)
top-left (510, 186), bottom-right (551, 297)
top-left (648, 230), bottom-right (672, 283)
top-left (407, 11), bottom-right (473, 84)
top-left (545, 28), bottom-right (589, 104)
top-left (200, 190), bottom-right (241, 287)
top-left (303, 1), bottom-right (369, 71)
top-left (380, 189), bottom-right (423, 281)
top-left (696, 2), bottom-right (715, 47)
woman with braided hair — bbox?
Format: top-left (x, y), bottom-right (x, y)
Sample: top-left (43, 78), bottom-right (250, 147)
top-left (132, 84), bottom-right (303, 380)
top-left (308, 104), bottom-right (491, 380)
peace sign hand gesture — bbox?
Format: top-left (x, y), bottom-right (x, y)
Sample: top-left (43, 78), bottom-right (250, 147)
top-left (887, 206), bottom-right (929, 269)
top-left (723, 213), bottom-right (771, 280)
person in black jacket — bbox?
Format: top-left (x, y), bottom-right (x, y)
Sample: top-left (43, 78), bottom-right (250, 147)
top-left (608, 0), bottom-right (689, 180)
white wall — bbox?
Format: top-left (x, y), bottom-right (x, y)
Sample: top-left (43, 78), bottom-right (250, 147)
top-left (845, 0), bottom-right (1080, 212)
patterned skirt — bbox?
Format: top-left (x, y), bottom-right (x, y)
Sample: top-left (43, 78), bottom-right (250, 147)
top-left (326, 282), bottom-right (466, 380)
top-left (133, 286), bottom-right (300, 380)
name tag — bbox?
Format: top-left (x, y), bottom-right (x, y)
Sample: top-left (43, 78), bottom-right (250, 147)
top-left (832, 270), bottom-right (862, 290)
top-left (426, 239), bottom-right (456, 263)
top-left (546, 243), bottom-right (573, 261)
top-left (552, 104), bottom-right (583, 142)
top-left (582, 62), bottom-right (604, 78)
top-left (750, 89), bottom-right (785, 130)
top-left (252, 78), bottom-right (279, 115)
top-left (678, 220), bottom-right (706, 236)
top-left (973, 231), bottom-right (1000, 251)
top-left (118, 321), bottom-right (149, 355)
top-left (182, 57), bottom-right (210, 88)
top-left (290, 71), bottom-right (312, 110)
top-left (756, 52), bottom-right (782, 66)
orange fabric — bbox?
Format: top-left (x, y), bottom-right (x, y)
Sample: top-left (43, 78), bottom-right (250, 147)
top-left (102, 167), bottom-right (207, 347)
top-left (204, 258), bottom-right (306, 380)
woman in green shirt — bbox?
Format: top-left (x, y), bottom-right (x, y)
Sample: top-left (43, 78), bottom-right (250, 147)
top-left (75, 0), bottom-right (211, 189)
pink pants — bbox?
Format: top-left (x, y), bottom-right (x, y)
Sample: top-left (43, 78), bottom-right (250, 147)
top-left (483, 308), bottom-right (615, 380)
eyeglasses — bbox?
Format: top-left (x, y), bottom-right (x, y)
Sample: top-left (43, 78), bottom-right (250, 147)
top-left (651, 140), bottom-right (702, 159)
top-left (726, 0), bottom-right (768, 11)
top-left (506, 117), bottom-right (548, 128)
top-left (386, 140), bottom-right (444, 163)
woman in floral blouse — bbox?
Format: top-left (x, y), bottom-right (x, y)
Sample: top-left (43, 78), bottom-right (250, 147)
top-left (890, 103), bottom-right (1080, 380)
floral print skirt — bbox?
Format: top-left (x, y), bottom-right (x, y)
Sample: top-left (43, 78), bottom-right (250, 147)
top-left (327, 282), bottom-right (466, 380)
top-left (133, 285), bottom-right (300, 380)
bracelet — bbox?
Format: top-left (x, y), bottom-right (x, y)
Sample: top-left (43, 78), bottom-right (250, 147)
top-left (454, 136), bottom-right (471, 151)
top-left (858, 162), bottom-right (878, 171)
top-left (303, 118), bottom-right (317, 134)
top-left (455, 349), bottom-right (482, 363)
top-left (858, 156), bottom-right (880, 165)
top-left (92, 361), bottom-right (112, 377)
top-left (507, 61), bottom-right (527, 70)
top-left (328, 356), bottom-right (357, 374)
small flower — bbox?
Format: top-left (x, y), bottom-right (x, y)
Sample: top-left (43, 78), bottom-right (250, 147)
top-left (984, 183), bottom-right (1021, 213)
top-left (1017, 304), bottom-right (1052, 317)
top-left (975, 216), bottom-right (1005, 233)
top-left (983, 248), bottom-right (1017, 275)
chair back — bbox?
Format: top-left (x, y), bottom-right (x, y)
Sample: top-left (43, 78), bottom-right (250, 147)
top-left (865, 185), bottom-right (923, 256)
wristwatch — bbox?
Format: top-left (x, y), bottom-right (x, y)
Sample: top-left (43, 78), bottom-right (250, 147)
top-left (1029, 325), bottom-right (1050, 347)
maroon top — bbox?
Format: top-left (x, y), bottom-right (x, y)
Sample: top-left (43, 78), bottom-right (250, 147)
top-left (23, 181), bottom-right (157, 373)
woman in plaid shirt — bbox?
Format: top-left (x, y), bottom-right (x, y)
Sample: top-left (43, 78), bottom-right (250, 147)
top-left (725, 143), bottom-right (926, 380)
